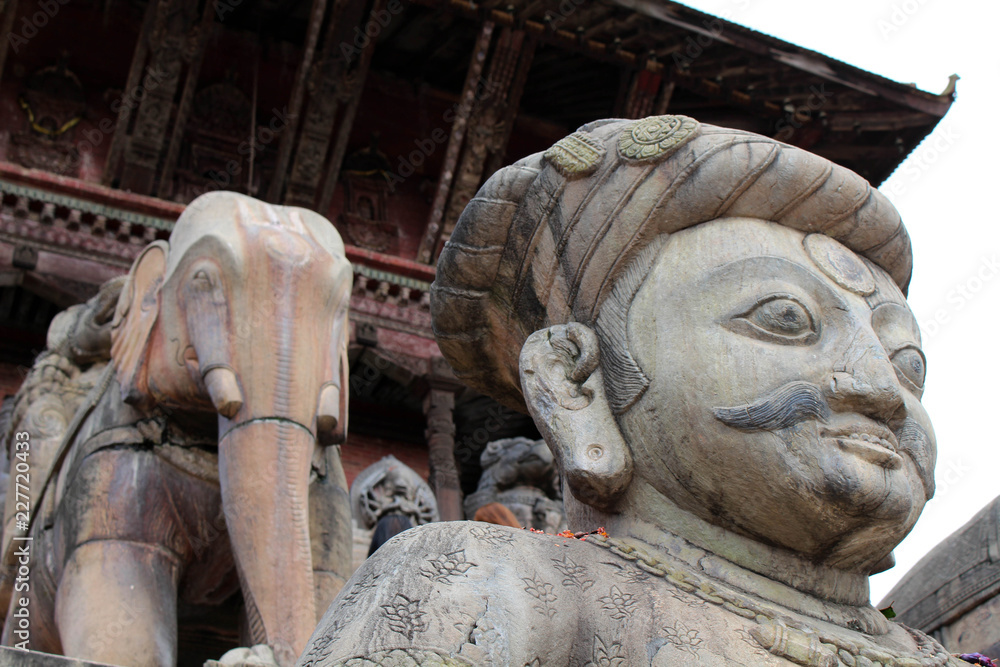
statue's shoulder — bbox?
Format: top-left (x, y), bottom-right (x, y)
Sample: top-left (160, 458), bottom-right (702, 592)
top-left (303, 522), bottom-right (606, 666)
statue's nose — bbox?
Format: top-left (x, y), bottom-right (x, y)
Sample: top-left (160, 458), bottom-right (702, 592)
top-left (824, 330), bottom-right (905, 423)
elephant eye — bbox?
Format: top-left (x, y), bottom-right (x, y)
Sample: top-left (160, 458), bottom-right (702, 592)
top-left (726, 295), bottom-right (818, 345)
top-left (192, 269), bottom-right (214, 289)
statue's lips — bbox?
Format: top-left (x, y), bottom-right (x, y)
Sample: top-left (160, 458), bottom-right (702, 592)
top-left (820, 422), bottom-right (902, 469)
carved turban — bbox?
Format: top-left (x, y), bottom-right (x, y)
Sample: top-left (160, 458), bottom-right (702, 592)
top-left (431, 116), bottom-right (911, 411)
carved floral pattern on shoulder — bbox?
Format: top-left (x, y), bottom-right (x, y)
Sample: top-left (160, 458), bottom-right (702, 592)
top-left (597, 585), bottom-right (639, 620)
top-left (299, 622), bottom-right (343, 667)
top-left (521, 572), bottom-right (558, 618)
top-left (469, 524), bottom-right (516, 546)
top-left (341, 570), bottom-right (381, 605)
top-left (584, 635), bottom-right (627, 667)
top-left (661, 620), bottom-right (704, 656)
top-left (419, 549), bottom-right (477, 584)
top-left (335, 648), bottom-right (474, 666)
top-left (379, 593), bottom-right (428, 641)
top-left (551, 554), bottom-right (594, 590)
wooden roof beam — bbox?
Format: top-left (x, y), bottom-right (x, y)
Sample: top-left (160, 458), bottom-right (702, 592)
top-left (417, 20), bottom-right (496, 264)
top-left (266, 0), bottom-right (332, 202)
top-left (828, 111), bottom-right (935, 132)
top-left (582, 13), bottom-right (624, 40)
top-left (673, 72), bottom-right (783, 118)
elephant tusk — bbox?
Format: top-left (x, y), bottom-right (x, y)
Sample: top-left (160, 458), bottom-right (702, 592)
top-left (204, 367), bottom-right (244, 418)
top-left (316, 384), bottom-right (340, 435)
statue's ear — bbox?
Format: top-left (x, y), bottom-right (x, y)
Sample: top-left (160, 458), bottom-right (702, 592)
top-left (520, 323), bottom-right (632, 511)
top-left (111, 241), bottom-right (169, 405)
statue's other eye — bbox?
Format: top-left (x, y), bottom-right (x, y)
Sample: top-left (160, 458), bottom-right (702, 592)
top-left (891, 346), bottom-right (926, 392)
top-left (727, 296), bottom-right (818, 345)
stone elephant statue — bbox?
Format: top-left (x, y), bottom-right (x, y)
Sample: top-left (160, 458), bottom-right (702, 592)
top-left (0, 192), bottom-right (354, 667)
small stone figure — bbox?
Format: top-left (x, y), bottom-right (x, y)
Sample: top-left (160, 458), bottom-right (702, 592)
top-left (301, 116), bottom-right (965, 666)
top-left (350, 455), bottom-right (439, 531)
top-left (463, 437), bottom-right (565, 533)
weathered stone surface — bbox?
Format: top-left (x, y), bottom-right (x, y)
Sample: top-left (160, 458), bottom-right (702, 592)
top-left (0, 193), bottom-right (354, 667)
top-left (302, 116), bottom-right (959, 665)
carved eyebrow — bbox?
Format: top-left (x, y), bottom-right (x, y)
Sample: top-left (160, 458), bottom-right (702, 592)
top-left (871, 301), bottom-right (921, 349)
top-left (708, 256), bottom-right (849, 310)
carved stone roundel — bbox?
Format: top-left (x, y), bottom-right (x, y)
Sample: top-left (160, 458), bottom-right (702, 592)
top-left (618, 115), bottom-right (700, 162)
top-left (803, 233), bottom-right (876, 296)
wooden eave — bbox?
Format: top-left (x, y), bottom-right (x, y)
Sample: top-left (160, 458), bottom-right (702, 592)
top-left (392, 0), bottom-right (954, 185)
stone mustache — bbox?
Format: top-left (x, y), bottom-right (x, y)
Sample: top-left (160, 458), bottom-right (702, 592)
top-left (0, 192), bottom-right (354, 667)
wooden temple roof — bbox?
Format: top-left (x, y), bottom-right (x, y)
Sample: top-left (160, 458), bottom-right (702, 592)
top-left (374, 0), bottom-right (953, 186)
top-left (0, 0), bottom-right (955, 361)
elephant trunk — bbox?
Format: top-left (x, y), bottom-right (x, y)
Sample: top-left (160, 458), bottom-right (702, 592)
top-left (218, 418), bottom-right (316, 667)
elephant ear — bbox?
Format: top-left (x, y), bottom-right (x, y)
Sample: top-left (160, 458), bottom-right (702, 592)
top-left (111, 241), bottom-right (168, 405)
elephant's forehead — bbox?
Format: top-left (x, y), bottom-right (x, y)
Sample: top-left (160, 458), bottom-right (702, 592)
top-left (164, 192), bottom-right (347, 277)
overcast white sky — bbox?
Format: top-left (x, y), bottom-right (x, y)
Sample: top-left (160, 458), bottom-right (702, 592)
top-left (676, 0), bottom-right (1000, 605)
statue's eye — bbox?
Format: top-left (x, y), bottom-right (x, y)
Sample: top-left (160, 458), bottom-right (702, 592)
top-left (726, 296), bottom-right (818, 345)
top-left (891, 346), bottom-right (926, 391)
top-left (749, 298), bottom-right (812, 335)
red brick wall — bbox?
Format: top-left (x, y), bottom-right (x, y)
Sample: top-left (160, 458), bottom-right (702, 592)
top-left (340, 432), bottom-right (429, 488)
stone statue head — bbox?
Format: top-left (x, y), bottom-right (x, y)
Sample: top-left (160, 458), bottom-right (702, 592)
top-left (431, 116), bottom-right (935, 577)
top-left (350, 455), bottom-right (439, 530)
top-left (464, 436), bottom-right (565, 532)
